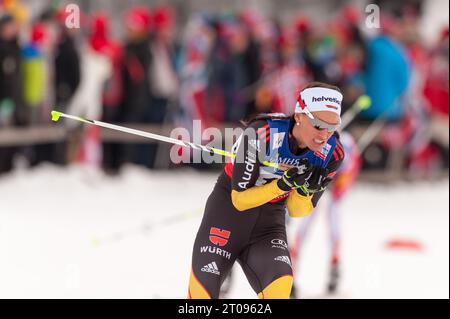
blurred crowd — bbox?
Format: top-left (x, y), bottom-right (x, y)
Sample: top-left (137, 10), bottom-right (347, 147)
top-left (0, 1), bottom-right (448, 176)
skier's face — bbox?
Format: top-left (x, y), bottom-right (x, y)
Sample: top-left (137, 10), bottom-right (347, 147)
top-left (294, 112), bottom-right (339, 152)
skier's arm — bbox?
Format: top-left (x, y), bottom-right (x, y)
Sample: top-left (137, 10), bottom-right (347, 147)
top-left (231, 180), bottom-right (288, 212)
top-left (230, 121), bottom-right (288, 211)
top-left (286, 191), bottom-right (314, 217)
top-left (287, 139), bottom-right (345, 217)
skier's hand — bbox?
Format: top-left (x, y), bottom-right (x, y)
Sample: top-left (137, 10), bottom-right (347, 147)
top-left (297, 166), bottom-right (331, 196)
top-left (277, 159), bottom-right (313, 191)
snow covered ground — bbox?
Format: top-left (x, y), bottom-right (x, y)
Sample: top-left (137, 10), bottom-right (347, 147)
top-left (0, 164), bottom-right (448, 299)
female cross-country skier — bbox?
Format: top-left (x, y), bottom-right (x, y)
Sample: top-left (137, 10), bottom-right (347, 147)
top-left (188, 82), bottom-right (345, 299)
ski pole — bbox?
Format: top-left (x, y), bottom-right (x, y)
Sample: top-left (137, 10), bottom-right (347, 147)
top-left (340, 95), bottom-right (371, 131)
top-left (355, 98), bottom-right (402, 153)
top-left (50, 110), bottom-right (280, 169)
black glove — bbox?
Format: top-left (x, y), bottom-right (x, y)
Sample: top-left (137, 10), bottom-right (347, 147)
top-left (277, 159), bottom-right (313, 191)
top-left (297, 167), bottom-right (331, 196)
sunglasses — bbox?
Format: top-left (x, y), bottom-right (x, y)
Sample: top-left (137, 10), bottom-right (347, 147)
top-left (307, 116), bottom-right (341, 133)
top-left (301, 105), bottom-right (341, 133)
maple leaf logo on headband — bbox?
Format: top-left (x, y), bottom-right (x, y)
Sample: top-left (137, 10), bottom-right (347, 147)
top-left (297, 94), bottom-right (307, 110)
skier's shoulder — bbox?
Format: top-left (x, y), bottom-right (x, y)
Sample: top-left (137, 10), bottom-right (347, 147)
top-left (246, 119), bottom-right (269, 131)
top-left (327, 132), bottom-right (345, 170)
top-left (244, 113), bottom-right (290, 136)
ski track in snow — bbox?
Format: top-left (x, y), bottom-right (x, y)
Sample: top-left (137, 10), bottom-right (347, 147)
top-left (0, 164), bottom-right (448, 298)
